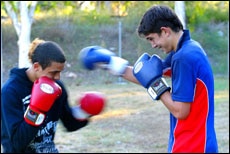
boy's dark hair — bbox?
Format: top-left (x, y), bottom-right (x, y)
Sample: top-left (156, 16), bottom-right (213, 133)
top-left (28, 38), bottom-right (66, 69)
top-left (137, 5), bottom-right (183, 37)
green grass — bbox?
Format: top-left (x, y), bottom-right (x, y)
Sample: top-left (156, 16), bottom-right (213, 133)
top-left (53, 77), bottom-right (229, 153)
top-left (1, 76), bottom-right (228, 153)
top-left (214, 78), bottom-right (229, 153)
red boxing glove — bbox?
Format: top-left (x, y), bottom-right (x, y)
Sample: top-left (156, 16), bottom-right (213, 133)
top-left (24, 76), bottom-right (62, 126)
top-left (72, 91), bottom-right (106, 120)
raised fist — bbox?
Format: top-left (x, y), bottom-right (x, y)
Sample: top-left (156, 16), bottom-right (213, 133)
top-left (78, 46), bottom-right (128, 76)
top-left (24, 76), bottom-right (62, 126)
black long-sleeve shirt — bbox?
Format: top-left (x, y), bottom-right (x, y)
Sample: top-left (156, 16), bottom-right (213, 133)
top-left (1, 67), bottom-right (88, 153)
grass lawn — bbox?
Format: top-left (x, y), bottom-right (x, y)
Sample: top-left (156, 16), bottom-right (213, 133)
top-left (54, 77), bottom-right (229, 153)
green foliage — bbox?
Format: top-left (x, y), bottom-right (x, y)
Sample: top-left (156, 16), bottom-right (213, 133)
top-left (186, 1), bottom-right (229, 29)
top-left (190, 22), bottom-right (228, 75)
top-left (1, 24), bottom-right (18, 54)
top-left (1, 1), bottom-right (229, 85)
top-left (35, 1), bottom-right (78, 12)
top-left (214, 77), bottom-right (229, 91)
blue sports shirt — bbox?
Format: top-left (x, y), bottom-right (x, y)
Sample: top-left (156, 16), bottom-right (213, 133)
top-left (163, 30), bottom-right (218, 153)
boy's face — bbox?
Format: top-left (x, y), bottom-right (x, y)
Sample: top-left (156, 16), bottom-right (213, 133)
top-left (35, 62), bottom-right (65, 81)
top-left (145, 27), bottom-right (174, 54)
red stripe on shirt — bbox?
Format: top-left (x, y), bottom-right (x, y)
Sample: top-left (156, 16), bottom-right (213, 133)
top-left (172, 79), bottom-right (208, 152)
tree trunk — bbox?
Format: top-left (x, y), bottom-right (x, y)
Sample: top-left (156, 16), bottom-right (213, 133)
top-left (18, 2), bottom-right (32, 68)
top-left (174, 1), bottom-right (186, 29)
top-left (4, 1), bottom-right (37, 68)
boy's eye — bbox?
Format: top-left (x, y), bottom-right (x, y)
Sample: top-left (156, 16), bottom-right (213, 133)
top-left (146, 37), bottom-right (154, 41)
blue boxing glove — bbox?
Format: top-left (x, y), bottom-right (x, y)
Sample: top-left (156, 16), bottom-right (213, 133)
top-left (133, 53), bottom-right (171, 100)
top-left (78, 46), bottom-right (129, 76)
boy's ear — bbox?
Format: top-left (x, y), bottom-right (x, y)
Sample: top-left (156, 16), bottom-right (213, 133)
top-left (160, 27), bottom-right (171, 36)
top-left (33, 62), bottom-right (41, 71)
